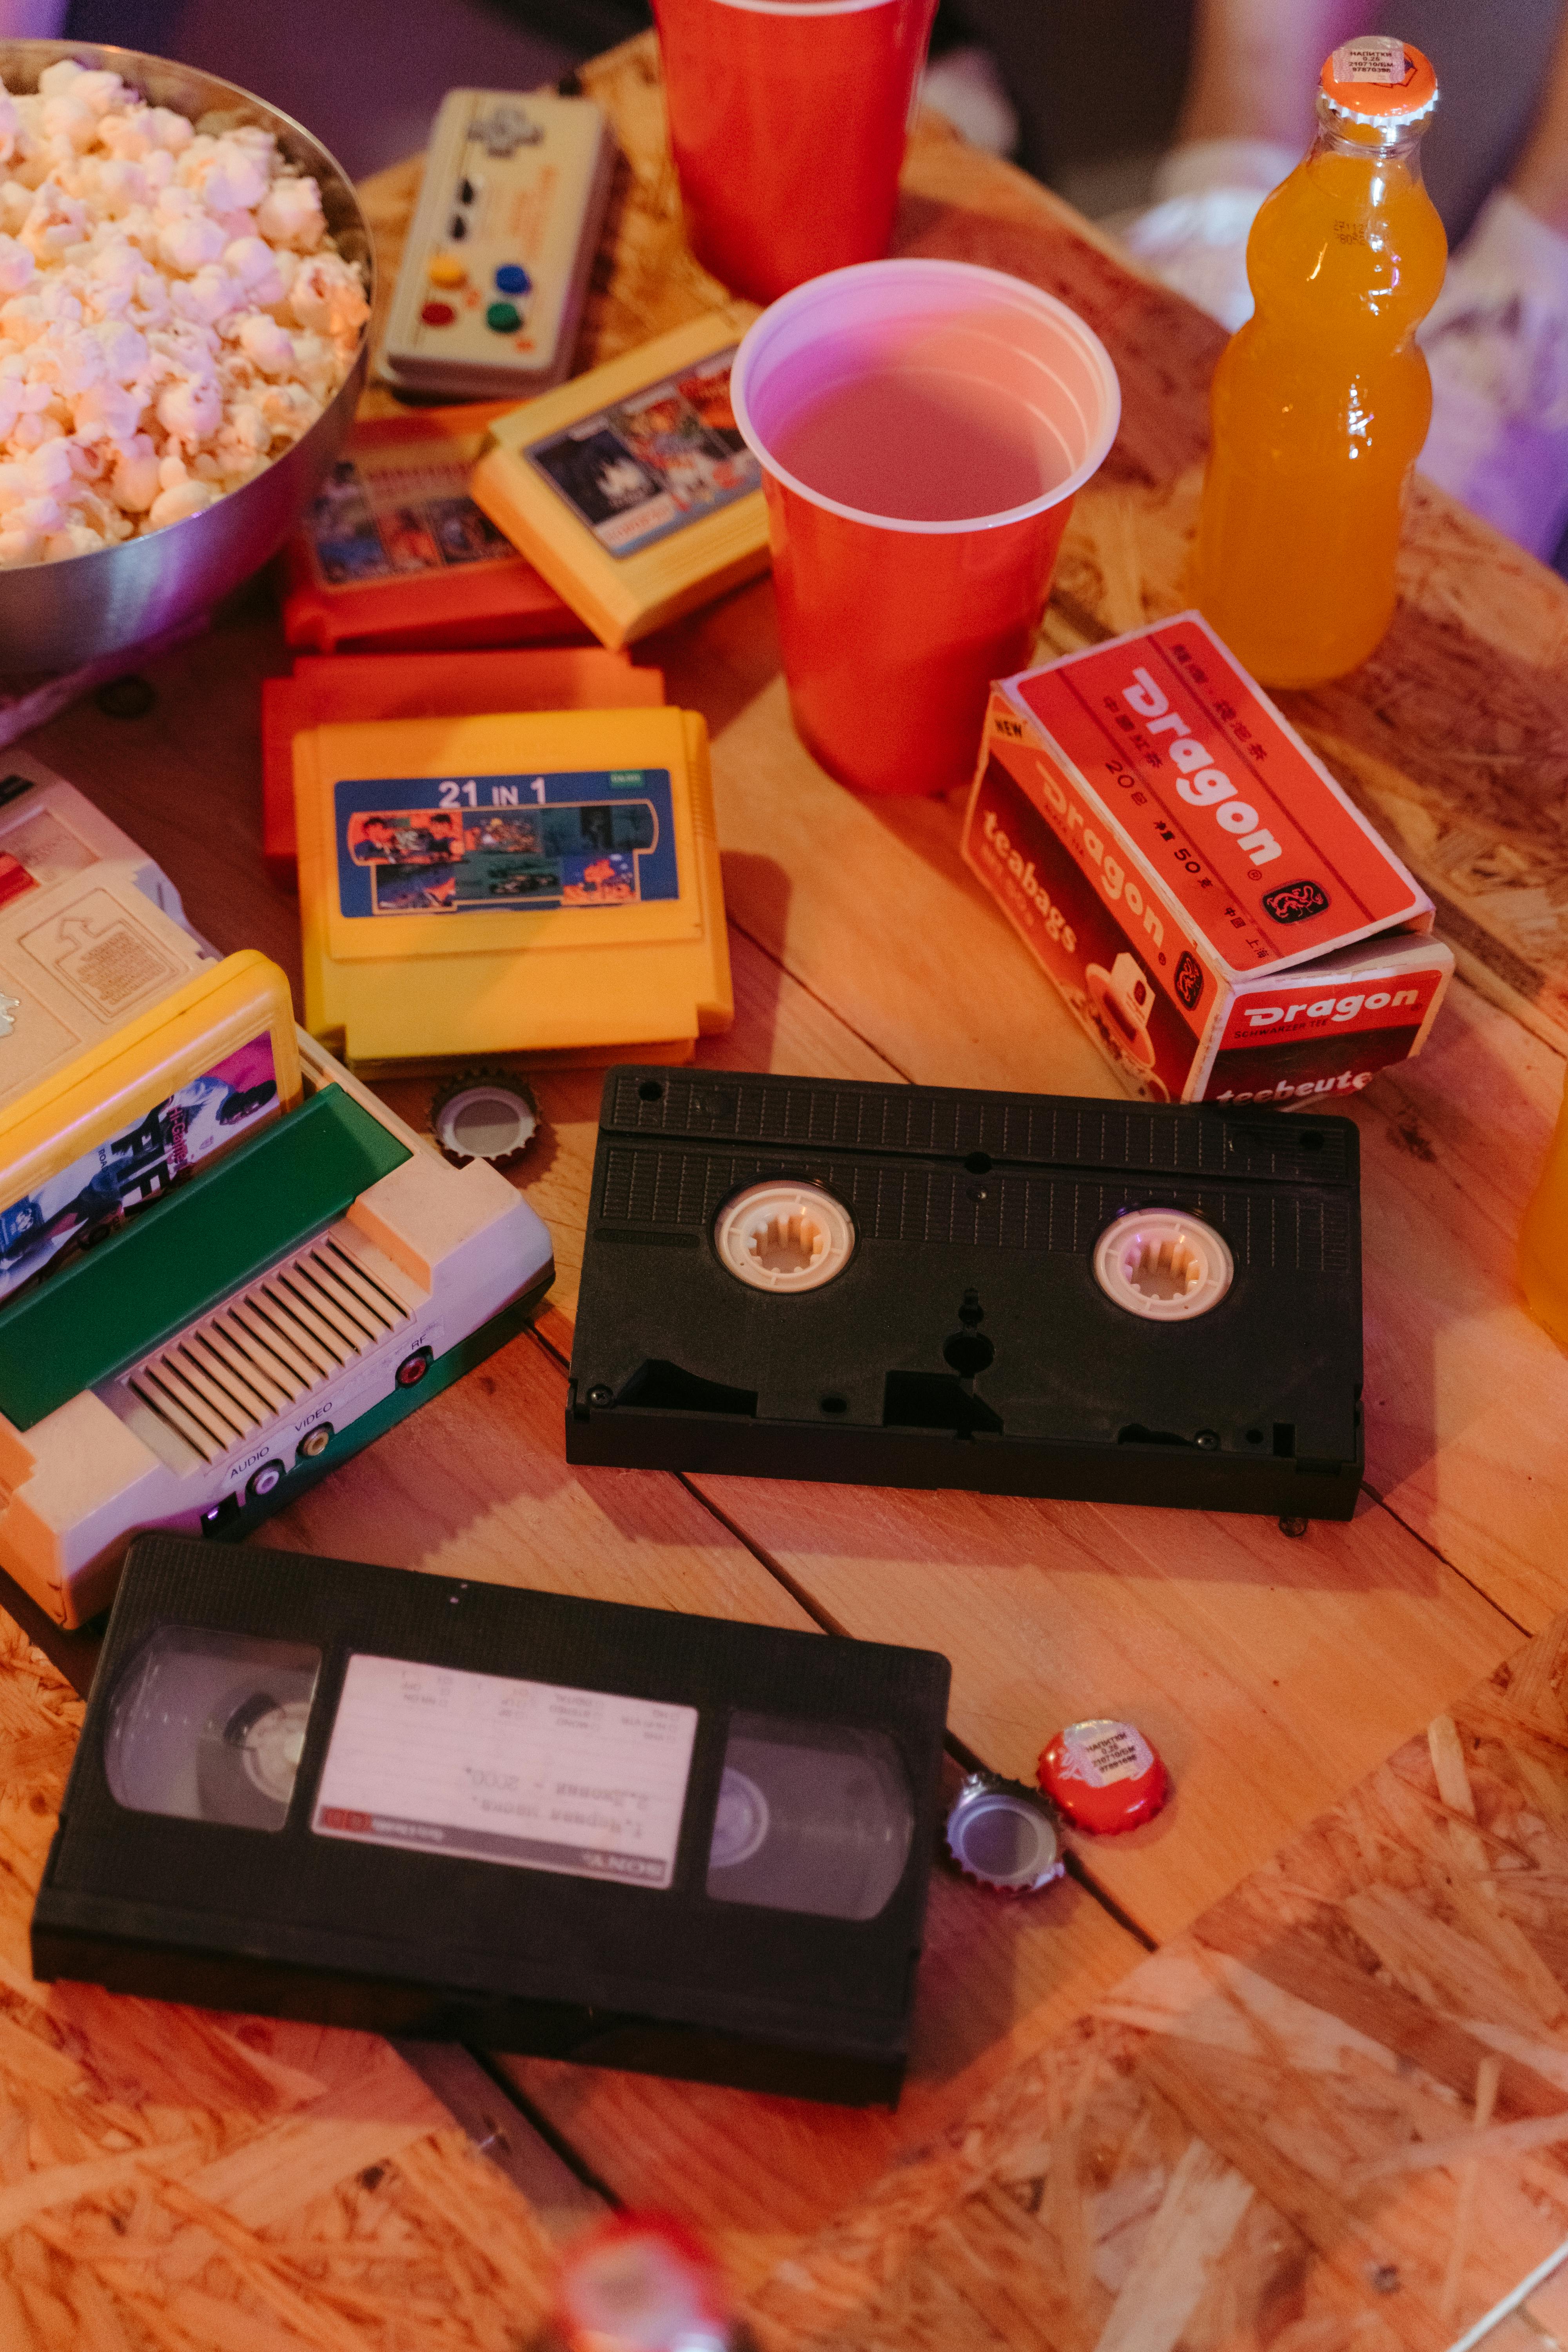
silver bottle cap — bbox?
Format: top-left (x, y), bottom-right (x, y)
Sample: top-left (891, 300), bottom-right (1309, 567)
top-left (944, 1770), bottom-right (1065, 1894)
top-left (430, 1070), bottom-right (539, 1168)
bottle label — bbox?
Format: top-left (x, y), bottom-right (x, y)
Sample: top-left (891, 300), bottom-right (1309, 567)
top-left (1331, 37), bottom-right (1408, 84)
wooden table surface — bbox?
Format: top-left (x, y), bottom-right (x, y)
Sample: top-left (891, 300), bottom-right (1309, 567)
top-left (0, 28), bottom-right (1566, 2347)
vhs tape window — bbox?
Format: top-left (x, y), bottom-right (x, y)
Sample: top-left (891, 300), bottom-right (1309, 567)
top-left (105, 1627), bottom-right (321, 1833)
top-left (705, 1714), bottom-right (914, 1921)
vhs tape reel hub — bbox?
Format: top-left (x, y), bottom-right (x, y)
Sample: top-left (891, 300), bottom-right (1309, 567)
top-left (709, 1765), bottom-right (771, 1867)
top-left (228, 1695), bottom-right (311, 1806)
top-left (1094, 1209), bottom-right (1234, 1322)
top-left (715, 1180), bottom-right (855, 1293)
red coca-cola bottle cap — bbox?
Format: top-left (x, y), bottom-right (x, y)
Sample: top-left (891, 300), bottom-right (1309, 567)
top-left (1037, 1719), bottom-right (1167, 1833)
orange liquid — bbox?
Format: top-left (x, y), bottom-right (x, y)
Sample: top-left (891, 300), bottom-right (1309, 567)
top-left (1196, 136), bottom-right (1447, 688)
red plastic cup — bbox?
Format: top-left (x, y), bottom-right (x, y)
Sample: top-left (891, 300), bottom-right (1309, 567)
top-left (650, 0), bottom-right (936, 304)
top-left (731, 258), bottom-right (1122, 797)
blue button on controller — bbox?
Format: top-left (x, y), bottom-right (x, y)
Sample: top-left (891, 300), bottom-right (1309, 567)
top-left (494, 263), bottom-right (531, 295)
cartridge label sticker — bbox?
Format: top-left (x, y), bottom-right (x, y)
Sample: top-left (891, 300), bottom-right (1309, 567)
top-left (1011, 621), bottom-right (1427, 976)
top-left (20, 889), bottom-right (183, 1021)
top-left (0, 1033), bottom-right (280, 1305)
top-left (334, 768), bottom-right (679, 916)
top-left (523, 347), bottom-right (760, 557)
top-left (303, 451), bottom-right (519, 589)
top-left (313, 1653), bottom-right (699, 1889)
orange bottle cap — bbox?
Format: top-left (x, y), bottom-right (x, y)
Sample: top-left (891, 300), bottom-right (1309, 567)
top-left (1320, 38), bottom-right (1438, 125)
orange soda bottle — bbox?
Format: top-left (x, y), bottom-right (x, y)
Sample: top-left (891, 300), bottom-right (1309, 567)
top-left (1520, 1072), bottom-right (1568, 1352)
top-left (1195, 37), bottom-right (1446, 687)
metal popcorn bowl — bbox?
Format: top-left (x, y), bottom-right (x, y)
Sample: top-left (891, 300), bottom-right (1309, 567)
top-left (0, 40), bottom-right (372, 673)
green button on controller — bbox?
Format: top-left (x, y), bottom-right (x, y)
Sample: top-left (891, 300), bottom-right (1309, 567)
top-left (485, 300), bottom-right (522, 334)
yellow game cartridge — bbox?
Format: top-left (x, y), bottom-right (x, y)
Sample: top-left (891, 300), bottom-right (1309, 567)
top-left (294, 706), bottom-right (733, 1076)
top-left (470, 309), bottom-right (769, 648)
top-left (1, 951), bottom-right (301, 1308)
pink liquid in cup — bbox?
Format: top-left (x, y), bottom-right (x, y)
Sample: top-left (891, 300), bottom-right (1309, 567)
top-left (732, 259), bottom-right (1122, 797)
top-left (651, 0), bottom-right (935, 305)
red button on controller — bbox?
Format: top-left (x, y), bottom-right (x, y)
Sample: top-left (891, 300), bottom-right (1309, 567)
top-left (420, 299), bottom-right (457, 327)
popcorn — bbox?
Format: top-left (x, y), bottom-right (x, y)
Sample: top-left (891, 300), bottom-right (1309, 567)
top-left (147, 475), bottom-right (216, 528)
top-left (156, 369), bottom-right (221, 448)
top-left (224, 234), bottom-right (285, 307)
top-left (182, 137), bottom-right (268, 218)
top-left (286, 250), bottom-right (365, 339)
top-left (0, 65), bottom-right (364, 563)
top-left (109, 432), bottom-right (158, 511)
top-left (22, 180), bottom-right (91, 261)
top-left (158, 208), bottom-right (227, 276)
top-left (254, 174), bottom-right (324, 252)
top-left (236, 310), bottom-right (294, 374)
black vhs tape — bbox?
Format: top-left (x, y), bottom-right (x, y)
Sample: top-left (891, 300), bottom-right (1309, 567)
top-left (567, 1067), bottom-right (1363, 1518)
top-left (33, 1534), bottom-right (950, 2105)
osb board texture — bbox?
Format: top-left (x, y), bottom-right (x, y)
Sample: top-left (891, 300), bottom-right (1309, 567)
top-left (360, 31), bottom-right (1568, 1060)
top-left (741, 1616), bottom-right (1568, 2352)
top-left (0, 1610), bottom-right (560, 2350)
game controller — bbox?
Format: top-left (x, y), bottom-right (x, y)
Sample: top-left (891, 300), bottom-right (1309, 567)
top-left (381, 89), bottom-right (615, 400)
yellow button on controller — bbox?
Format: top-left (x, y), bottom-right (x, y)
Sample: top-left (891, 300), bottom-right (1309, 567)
top-left (428, 254), bottom-right (467, 289)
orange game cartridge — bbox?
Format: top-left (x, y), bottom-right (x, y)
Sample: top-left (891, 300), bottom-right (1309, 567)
top-left (294, 706), bottom-right (733, 1075)
top-left (470, 309), bottom-right (769, 648)
top-left (261, 644), bottom-right (665, 883)
top-left (278, 405), bottom-right (584, 653)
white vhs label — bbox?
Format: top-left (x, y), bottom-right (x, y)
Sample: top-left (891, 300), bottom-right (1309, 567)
top-left (312, 1653), bottom-right (698, 1888)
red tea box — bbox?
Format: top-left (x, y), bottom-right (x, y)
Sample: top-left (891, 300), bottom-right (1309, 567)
top-left (961, 612), bottom-right (1451, 1107)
